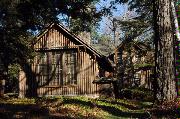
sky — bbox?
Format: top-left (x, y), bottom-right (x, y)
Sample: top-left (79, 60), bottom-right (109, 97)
top-left (56, 0), bottom-right (128, 37)
top-left (95, 0), bottom-right (128, 34)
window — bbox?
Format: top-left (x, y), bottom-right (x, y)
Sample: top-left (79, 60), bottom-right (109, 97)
top-left (63, 51), bottom-right (76, 85)
top-left (49, 52), bottom-right (63, 86)
top-left (35, 50), bottom-right (77, 86)
top-left (35, 53), bottom-right (48, 85)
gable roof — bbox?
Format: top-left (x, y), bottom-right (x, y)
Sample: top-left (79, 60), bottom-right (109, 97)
top-left (33, 23), bottom-right (102, 58)
top-left (116, 40), bottom-right (150, 51)
top-left (108, 39), bottom-right (150, 56)
top-left (107, 39), bottom-right (151, 63)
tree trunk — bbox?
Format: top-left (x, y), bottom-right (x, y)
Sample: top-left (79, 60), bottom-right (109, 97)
top-left (0, 63), bottom-right (8, 97)
top-left (19, 59), bottom-right (38, 98)
top-left (0, 79), bottom-right (5, 97)
top-left (116, 48), bottom-right (124, 98)
top-left (153, 0), bottom-right (177, 102)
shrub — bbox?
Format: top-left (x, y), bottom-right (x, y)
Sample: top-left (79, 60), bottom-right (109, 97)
top-left (122, 87), bottom-right (153, 101)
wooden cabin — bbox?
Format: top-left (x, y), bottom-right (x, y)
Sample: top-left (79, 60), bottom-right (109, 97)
top-left (19, 23), bottom-right (112, 98)
top-left (108, 40), bottom-right (154, 88)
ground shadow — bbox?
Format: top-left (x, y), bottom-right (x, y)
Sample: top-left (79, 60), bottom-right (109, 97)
top-left (0, 103), bottom-right (48, 119)
top-left (63, 97), bottom-right (151, 118)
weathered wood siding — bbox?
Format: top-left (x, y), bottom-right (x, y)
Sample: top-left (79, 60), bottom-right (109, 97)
top-left (114, 48), bottom-right (153, 88)
top-left (19, 26), bottom-right (99, 97)
top-left (34, 28), bottom-right (78, 49)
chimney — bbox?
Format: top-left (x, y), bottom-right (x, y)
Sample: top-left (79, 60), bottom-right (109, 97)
top-left (78, 32), bottom-right (91, 45)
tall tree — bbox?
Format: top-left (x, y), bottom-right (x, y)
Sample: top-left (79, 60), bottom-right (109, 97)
top-left (114, 0), bottom-right (177, 102)
top-left (153, 0), bottom-right (176, 102)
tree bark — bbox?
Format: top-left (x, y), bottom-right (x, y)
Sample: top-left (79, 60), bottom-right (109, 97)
top-left (153, 0), bottom-right (177, 102)
top-left (19, 59), bottom-right (38, 98)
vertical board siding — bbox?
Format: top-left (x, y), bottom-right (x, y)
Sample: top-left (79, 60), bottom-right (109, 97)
top-left (20, 26), bottom-right (99, 97)
top-left (34, 28), bottom-right (76, 49)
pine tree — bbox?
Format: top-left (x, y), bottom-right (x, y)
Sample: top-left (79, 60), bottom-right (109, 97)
top-left (114, 0), bottom-right (177, 102)
top-left (153, 0), bottom-right (176, 102)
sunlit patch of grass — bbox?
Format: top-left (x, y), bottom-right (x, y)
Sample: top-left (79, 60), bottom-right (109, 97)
top-left (64, 96), bottom-right (148, 112)
top-left (0, 98), bottom-right (35, 105)
top-left (60, 96), bottom-right (150, 118)
top-left (60, 104), bottom-right (109, 119)
top-left (99, 98), bottom-right (139, 108)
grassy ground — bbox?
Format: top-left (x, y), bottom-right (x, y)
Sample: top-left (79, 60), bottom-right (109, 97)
top-left (0, 96), bottom-right (177, 119)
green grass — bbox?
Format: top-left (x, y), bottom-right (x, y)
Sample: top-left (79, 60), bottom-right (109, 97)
top-left (1, 98), bottom-right (36, 104)
top-left (0, 96), bottom-right (176, 119)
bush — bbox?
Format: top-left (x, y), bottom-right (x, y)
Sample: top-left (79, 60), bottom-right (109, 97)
top-left (122, 87), bottom-right (153, 101)
top-left (5, 64), bottom-right (20, 93)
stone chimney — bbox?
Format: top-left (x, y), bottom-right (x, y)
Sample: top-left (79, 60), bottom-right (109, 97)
top-left (78, 32), bottom-right (91, 45)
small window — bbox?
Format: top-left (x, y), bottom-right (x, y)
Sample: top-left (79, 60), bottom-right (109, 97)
top-left (63, 51), bottom-right (77, 85)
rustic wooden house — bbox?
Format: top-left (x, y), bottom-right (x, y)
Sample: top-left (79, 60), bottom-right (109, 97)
top-left (108, 40), bottom-right (154, 88)
top-left (19, 23), bottom-right (112, 97)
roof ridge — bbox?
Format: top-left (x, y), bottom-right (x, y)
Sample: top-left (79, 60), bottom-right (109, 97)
top-left (55, 23), bottom-right (103, 57)
top-left (34, 23), bottom-right (103, 58)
